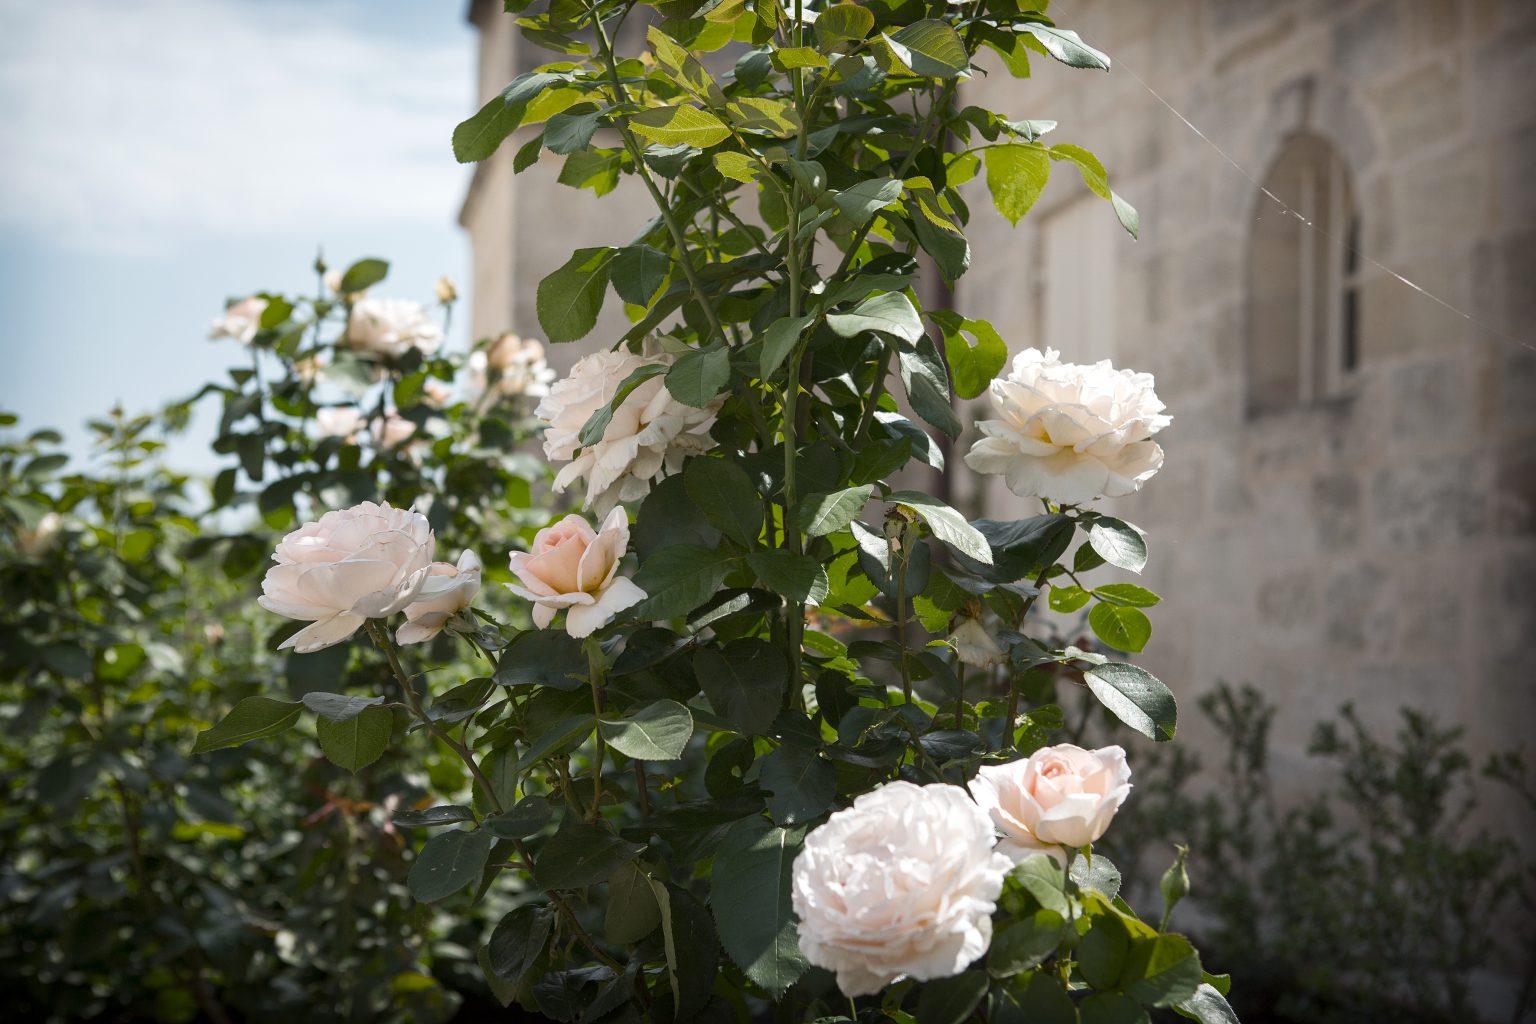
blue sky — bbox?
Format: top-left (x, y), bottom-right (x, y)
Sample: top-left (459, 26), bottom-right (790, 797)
top-left (0, 0), bottom-right (476, 467)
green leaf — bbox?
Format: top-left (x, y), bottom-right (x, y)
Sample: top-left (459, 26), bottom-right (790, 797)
top-left (1112, 190), bottom-right (1140, 239)
top-left (726, 96), bottom-right (800, 137)
top-left (1083, 663), bottom-right (1176, 741)
top-left (1049, 585), bottom-right (1091, 613)
top-left (338, 257), bottom-right (389, 294)
top-left (1094, 583), bottom-right (1160, 608)
top-left (483, 795), bottom-right (555, 839)
top-left (931, 310), bottom-right (1007, 399)
top-left (536, 246), bottom-right (615, 343)
top-left (191, 697), bottom-right (301, 754)
top-left (886, 20), bottom-right (969, 78)
top-left (1014, 854), bottom-right (1069, 915)
top-left (710, 818), bottom-right (808, 996)
top-left (392, 805), bottom-right (475, 828)
top-left (534, 822), bottom-right (645, 890)
top-left (798, 485), bottom-right (873, 537)
top-left (746, 549), bottom-right (830, 605)
top-left (489, 904), bottom-right (553, 982)
top-left (826, 291), bottom-right (924, 343)
top-left (630, 105), bottom-right (731, 148)
top-left (407, 828), bottom-right (494, 902)
top-left (988, 909), bottom-right (1065, 977)
top-left (477, 945), bottom-right (518, 1007)
top-left (888, 490), bottom-right (993, 564)
top-left (832, 177), bottom-right (903, 227)
top-left (695, 638), bottom-right (788, 736)
top-left (558, 147), bottom-right (622, 195)
top-left (632, 544), bottom-right (737, 620)
top-left (815, 4), bottom-right (875, 50)
top-left (1088, 517), bottom-right (1148, 572)
top-left (771, 46), bottom-right (828, 70)
top-left (495, 629), bottom-right (588, 690)
top-left (1072, 853), bottom-right (1123, 901)
top-left (685, 457), bottom-right (762, 547)
top-left (758, 314), bottom-right (814, 377)
top-left (1089, 603), bottom-right (1152, 653)
top-left (453, 71), bottom-right (561, 163)
top-left (1020, 24), bottom-right (1111, 70)
top-left (666, 345), bottom-right (731, 407)
top-left (606, 861), bottom-right (662, 943)
top-left (1081, 993), bottom-right (1149, 1024)
top-left (316, 705), bottom-right (392, 772)
top-left (1051, 142), bottom-right (1111, 199)
top-left (599, 699), bottom-right (694, 760)
top-left (759, 743), bottom-right (836, 825)
top-left (916, 970), bottom-right (989, 1024)
top-left (544, 107), bottom-right (602, 154)
top-left (300, 689), bottom-right (386, 721)
top-left (610, 244), bottom-right (672, 305)
top-left (983, 145), bottom-right (1051, 226)
top-left (1078, 910), bottom-right (1130, 989)
top-left (1123, 934), bottom-right (1202, 1007)
top-left (1016, 970), bottom-right (1077, 1023)
top-left (1176, 983), bottom-right (1240, 1024)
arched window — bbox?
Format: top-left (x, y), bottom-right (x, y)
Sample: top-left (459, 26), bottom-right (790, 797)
top-left (1246, 132), bottom-right (1361, 416)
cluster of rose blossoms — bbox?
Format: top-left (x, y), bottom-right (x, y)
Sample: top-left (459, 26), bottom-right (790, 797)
top-left (253, 338), bottom-right (1166, 997)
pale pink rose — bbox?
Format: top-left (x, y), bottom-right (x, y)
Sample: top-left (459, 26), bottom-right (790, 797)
top-left (506, 508), bottom-right (646, 638)
top-left (964, 348), bottom-right (1169, 505)
top-left (209, 296), bottom-right (268, 345)
top-left (397, 550), bottom-right (482, 645)
top-left (346, 298), bottom-right (444, 359)
top-left (257, 501), bottom-right (436, 653)
top-left (315, 406), bottom-right (363, 441)
top-left (968, 743), bottom-right (1132, 860)
top-left (792, 782), bottom-right (1011, 997)
top-left (421, 378), bottom-right (455, 409)
top-left (536, 350), bottom-right (720, 515)
top-left (465, 334), bottom-right (555, 403)
top-left (370, 412), bottom-right (418, 449)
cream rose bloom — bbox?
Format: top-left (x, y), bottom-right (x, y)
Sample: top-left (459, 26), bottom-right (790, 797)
top-left (209, 296), bottom-right (267, 345)
top-left (397, 550), bottom-right (481, 645)
top-left (964, 348), bottom-right (1170, 505)
top-left (466, 334), bottom-right (555, 403)
top-left (257, 501), bottom-right (436, 653)
top-left (315, 406), bottom-right (364, 442)
top-left (536, 350), bottom-right (720, 515)
top-left (370, 412), bottom-right (418, 449)
top-left (346, 298), bottom-right (444, 359)
top-left (968, 743), bottom-right (1132, 861)
top-left (792, 782), bottom-right (1011, 997)
top-left (507, 508), bottom-right (646, 638)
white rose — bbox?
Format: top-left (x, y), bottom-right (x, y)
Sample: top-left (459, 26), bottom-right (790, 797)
top-left (257, 501), bottom-right (436, 653)
top-left (949, 616), bottom-right (1004, 669)
top-left (536, 350), bottom-right (720, 514)
top-left (346, 298), bottom-right (444, 359)
top-left (792, 781), bottom-right (1011, 997)
top-left (370, 412), bottom-right (418, 449)
top-left (397, 550), bottom-right (481, 645)
top-left (506, 508), bottom-right (646, 639)
top-left (209, 296), bottom-right (267, 345)
top-left (964, 348), bottom-right (1170, 505)
top-left (315, 406), bottom-right (363, 441)
top-left (465, 334), bottom-right (555, 403)
top-left (968, 743), bottom-right (1132, 861)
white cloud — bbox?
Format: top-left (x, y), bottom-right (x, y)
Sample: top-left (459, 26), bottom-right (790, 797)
top-left (0, 0), bottom-right (471, 251)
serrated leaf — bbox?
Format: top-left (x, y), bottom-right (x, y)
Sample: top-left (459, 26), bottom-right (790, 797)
top-left (826, 291), bottom-right (924, 343)
top-left (301, 691), bottom-right (386, 723)
top-left (632, 545), bottom-right (737, 620)
top-left (534, 822), bottom-right (645, 890)
top-left (191, 697), bottom-right (301, 754)
top-left (885, 20), bottom-right (968, 78)
top-left (536, 246), bottom-right (614, 343)
top-left (316, 705), bottom-right (392, 772)
top-left (887, 490), bottom-right (992, 564)
top-left (630, 105), bottom-right (731, 148)
top-left (758, 314), bottom-right (814, 377)
top-left (1021, 23), bottom-right (1111, 70)
top-left (599, 699), bottom-right (694, 760)
top-left (798, 485), bottom-right (873, 537)
top-left (983, 144), bottom-right (1051, 226)
top-left (1083, 662), bottom-right (1176, 741)
top-left (710, 818), bottom-right (808, 996)
top-left (831, 177), bottom-right (902, 227)
top-left (695, 638), bottom-right (787, 736)
top-left (1088, 517), bottom-right (1148, 572)
top-left (1089, 602), bottom-right (1152, 653)
top-left (666, 345), bottom-right (730, 407)
top-left (684, 457), bottom-right (762, 547)
top-left (746, 549), bottom-right (830, 604)
top-left (407, 828), bottom-right (493, 902)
